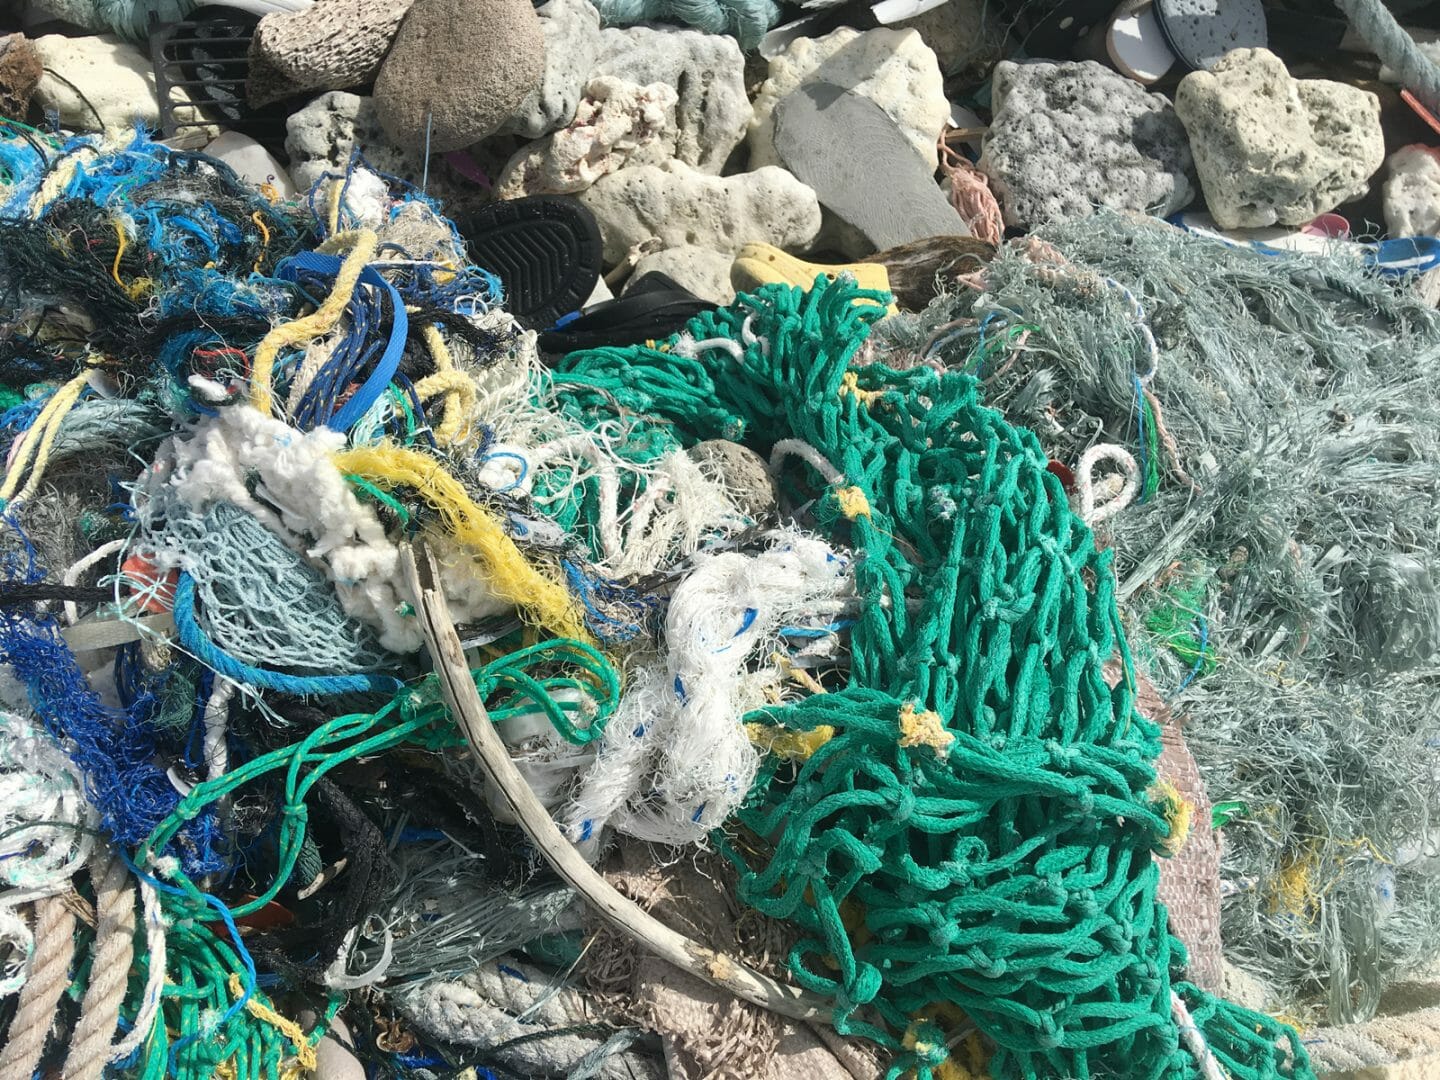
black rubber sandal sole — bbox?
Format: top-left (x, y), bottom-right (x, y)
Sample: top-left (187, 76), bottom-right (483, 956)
top-left (537, 272), bottom-right (715, 355)
top-left (456, 197), bottom-right (604, 331)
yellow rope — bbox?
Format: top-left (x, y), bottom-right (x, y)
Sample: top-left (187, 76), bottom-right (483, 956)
top-left (249, 230), bottom-right (378, 417)
top-left (413, 324), bottom-right (477, 446)
top-left (0, 371), bottom-right (92, 506)
top-left (225, 974), bottom-right (317, 1072)
top-left (29, 148), bottom-right (95, 216)
top-left (332, 444), bottom-right (592, 644)
top-left (326, 176), bottom-right (345, 236)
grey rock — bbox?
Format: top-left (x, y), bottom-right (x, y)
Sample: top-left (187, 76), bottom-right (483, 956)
top-left (287, 91), bottom-right (422, 191)
top-left (687, 440), bottom-right (777, 521)
top-left (774, 82), bottom-right (965, 252)
top-left (577, 160), bottom-right (821, 266)
top-left (749, 26), bottom-right (949, 172)
top-left (495, 77), bottom-right (677, 199)
top-left (629, 246), bottom-right (736, 306)
top-left (1174, 48), bottom-right (1383, 229)
top-left (593, 26), bottom-right (751, 174)
top-left (252, 0), bottom-right (414, 99)
top-left (980, 59), bottom-right (1196, 229)
top-left (313, 1017), bottom-right (365, 1080)
top-left (285, 90), bottom-right (489, 211)
top-left (496, 0), bottom-right (602, 139)
top-left (374, 0), bottom-right (545, 152)
top-left (32, 33), bottom-right (215, 140)
top-left (204, 131), bottom-right (296, 200)
top-left (889, 0), bottom-right (1003, 80)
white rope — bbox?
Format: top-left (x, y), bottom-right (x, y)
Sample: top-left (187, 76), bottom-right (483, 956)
top-left (62, 538), bottom-right (126, 625)
top-left (203, 678), bottom-right (237, 783)
top-left (565, 529), bottom-right (853, 850)
top-left (1172, 991), bottom-right (1228, 1080)
top-left (1076, 443), bottom-right (1140, 526)
top-left (768, 439), bottom-right (843, 486)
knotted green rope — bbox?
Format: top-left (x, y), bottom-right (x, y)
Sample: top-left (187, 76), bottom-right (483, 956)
top-left (553, 277), bottom-right (1313, 1080)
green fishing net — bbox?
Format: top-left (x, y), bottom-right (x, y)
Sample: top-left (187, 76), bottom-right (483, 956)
top-left (875, 215), bottom-right (1440, 1024)
top-left (552, 276), bottom-right (1313, 1080)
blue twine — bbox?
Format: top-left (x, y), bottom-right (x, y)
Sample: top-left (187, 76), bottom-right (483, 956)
top-left (173, 572), bottom-right (403, 697)
top-left (1132, 373), bottom-right (1150, 504)
top-left (116, 850), bottom-right (259, 1070)
top-left (275, 251), bottom-right (409, 434)
top-left (1172, 617), bottom-right (1209, 697)
top-left (561, 560), bottom-right (647, 643)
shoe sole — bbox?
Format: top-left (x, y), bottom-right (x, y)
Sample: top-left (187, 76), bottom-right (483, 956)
top-left (457, 197), bottom-right (603, 331)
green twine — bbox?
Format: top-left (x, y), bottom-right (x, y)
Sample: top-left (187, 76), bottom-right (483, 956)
top-left (127, 638), bottom-right (616, 1079)
top-left (552, 278), bottom-right (1313, 1080)
top-left (1144, 567), bottom-right (1216, 680)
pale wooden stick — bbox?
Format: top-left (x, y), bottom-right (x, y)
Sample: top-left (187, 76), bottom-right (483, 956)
top-left (399, 543), bottom-right (832, 1024)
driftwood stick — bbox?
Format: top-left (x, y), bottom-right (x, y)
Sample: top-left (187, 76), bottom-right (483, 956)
top-left (399, 543), bottom-right (832, 1024)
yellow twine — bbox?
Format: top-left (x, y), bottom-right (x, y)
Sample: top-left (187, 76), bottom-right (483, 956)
top-left (0, 370), bottom-right (92, 506)
top-left (904, 1006), bottom-right (992, 1080)
top-left (225, 974), bottom-right (317, 1072)
top-left (1271, 842), bottom-right (1321, 922)
top-left (110, 219), bottom-right (151, 300)
top-left (250, 211), bottom-right (271, 275)
top-left (1151, 779), bottom-right (1193, 857)
top-left (746, 722), bottom-right (835, 761)
top-left (250, 230), bottom-right (378, 417)
top-left (412, 324), bottom-right (477, 446)
top-left (840, 371), bottom-right (885, 408)
top-left (332, 444), bottom-right (591, 644)
top-left (898, 703), bottom-right (954, 753)
top-left (835, 485), bottom-right (872, 520)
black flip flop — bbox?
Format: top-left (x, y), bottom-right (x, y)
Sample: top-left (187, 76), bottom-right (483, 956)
top-left (455, 197), bottom-right (604, 332)
top-left (536, 272), bottom-right (714, 356)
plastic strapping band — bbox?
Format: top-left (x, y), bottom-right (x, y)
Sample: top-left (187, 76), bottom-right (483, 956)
top-left (278, 251), bottom-right (410, 433)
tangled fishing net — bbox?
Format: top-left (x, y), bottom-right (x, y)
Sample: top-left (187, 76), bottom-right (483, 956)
top-left (0, 116), bottom-right (1387, 1080)
top-left (552, 275), bottom-right (1311, 1080)
top-left (877, 213), bottom-right (1440, 1025)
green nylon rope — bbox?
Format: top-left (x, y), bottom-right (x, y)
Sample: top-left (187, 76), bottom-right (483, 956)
top-left (552, 277), bottom-right (1314, 1080)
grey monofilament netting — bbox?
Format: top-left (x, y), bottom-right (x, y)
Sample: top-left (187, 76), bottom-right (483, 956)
top-left (137, 496), bottom-right (393, 675)
top-left (875, 213), bottom-right (1440, 1024)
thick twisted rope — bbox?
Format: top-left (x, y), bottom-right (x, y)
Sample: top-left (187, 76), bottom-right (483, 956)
top-left (1333, 0), bottom-right (1440, 114)
top-left (0, 894), bottom-right (77, 1077)
top-left (63, 849), bottom-right (137, 1080)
